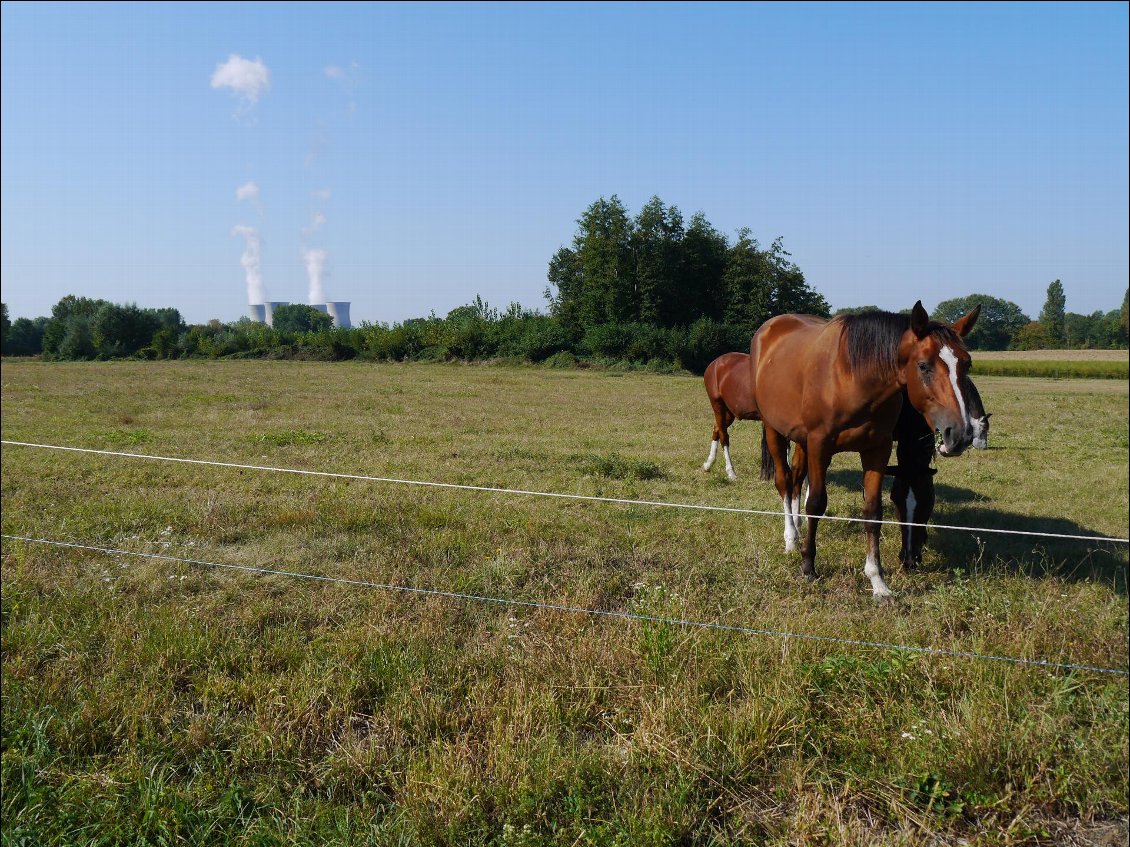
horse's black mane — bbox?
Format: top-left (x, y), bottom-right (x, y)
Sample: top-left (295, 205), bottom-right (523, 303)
top-left (833, 309), bottom-right (960, 376)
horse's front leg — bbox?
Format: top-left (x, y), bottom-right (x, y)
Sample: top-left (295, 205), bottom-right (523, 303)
top-left (800, 438), bottom-right (832, 581)
top-left (907, 469), bottom-right (936, 567)
top-left (890, 473), bottom-right (914, 568)
top-left (861, 446), bottom-right (894, 598)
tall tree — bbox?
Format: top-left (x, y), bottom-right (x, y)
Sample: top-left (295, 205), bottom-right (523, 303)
top-left (545, 246), bottom-right (583, 334)
top-left (575, 195), bottom-right (636, 326)
top-left (722, 229), bottom-right (773, 331)
top-left (631, 197), bottom-right (684, 325)
top-left (932, 294), bottom-right (1029, 350)
top-left (1038, 279), bottom-right (1066, 344)
top-left (677, 212), bottom-right (729, 324)
top-left (765, 237), bottom-right (829, 317)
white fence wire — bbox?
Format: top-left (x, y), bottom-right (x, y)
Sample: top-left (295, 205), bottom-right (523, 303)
top-left (3, 440), bottom-right (1128, 545)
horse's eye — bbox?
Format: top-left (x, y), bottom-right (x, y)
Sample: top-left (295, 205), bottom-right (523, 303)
top-left (917, 361), bottom-right (929, 372)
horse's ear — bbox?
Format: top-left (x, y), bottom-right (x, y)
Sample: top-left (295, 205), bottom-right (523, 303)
top-left (952, 304), bottom-right (981, 338)
top-left (910, 301), bottom-right (930, 339)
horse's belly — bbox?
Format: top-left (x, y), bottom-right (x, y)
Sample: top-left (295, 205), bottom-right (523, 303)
top-left (834, 422), bottom-right (893, 453)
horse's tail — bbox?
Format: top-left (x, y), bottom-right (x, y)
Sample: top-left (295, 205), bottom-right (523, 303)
top-left (760, 426), bottom-right (774, 481)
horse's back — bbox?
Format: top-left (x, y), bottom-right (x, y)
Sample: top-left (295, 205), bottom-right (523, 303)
top-left (750, 314), bottom-right (833, 390)
top-left (705, 352), bottom-right (757, 419)
top-left (751, 313), bottom-right (829, 360)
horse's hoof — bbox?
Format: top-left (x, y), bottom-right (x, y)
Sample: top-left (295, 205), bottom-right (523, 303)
top-left (801, 570), bottom-right (817, 583)
top-left (872, 589), bottom-right (896, 604)
top-left (726, 472), bottom-right (738, 482)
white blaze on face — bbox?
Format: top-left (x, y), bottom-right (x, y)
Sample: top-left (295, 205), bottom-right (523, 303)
top-left (938, 345), bottom-right (970, 429)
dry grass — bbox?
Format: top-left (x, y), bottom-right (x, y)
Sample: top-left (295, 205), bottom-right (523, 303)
top-left (2, 360), bottom-right (1127, 845)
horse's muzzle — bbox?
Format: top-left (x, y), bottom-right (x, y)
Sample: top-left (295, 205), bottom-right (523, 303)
top-left (937, 423), bottom-right (973, 457)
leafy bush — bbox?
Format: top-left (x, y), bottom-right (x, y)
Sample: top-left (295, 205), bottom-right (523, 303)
top-left (271, 305), bottom-right (333, 334)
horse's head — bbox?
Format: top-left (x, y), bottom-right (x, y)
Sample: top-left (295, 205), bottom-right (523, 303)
top-left (971, 413), bottom-right (991, 450)
top-left (966, 377), bottom-right (991, 449)
top-left (900, 301), bottom-right (981, 458)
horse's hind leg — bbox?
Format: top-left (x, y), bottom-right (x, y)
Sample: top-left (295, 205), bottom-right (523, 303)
top-left (704, 402), bottom-right (737, 480)
top-left (789, 442), bottom-right (808, 529)
top-left (764, 428), bottom-right (800, 552)
top-left (720, 408), bottom-right (737, 480)
top-left (703, 400), bottom-right (725, 473)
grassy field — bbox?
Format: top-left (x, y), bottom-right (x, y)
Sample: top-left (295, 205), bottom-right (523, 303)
top-left (2, 360), bottom-right (1128, 845)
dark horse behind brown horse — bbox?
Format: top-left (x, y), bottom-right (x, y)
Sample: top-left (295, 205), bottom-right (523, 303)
top-left (884, 375), bottom-right (990, 568)
top-left (751, 301), bottom-right (981, 598)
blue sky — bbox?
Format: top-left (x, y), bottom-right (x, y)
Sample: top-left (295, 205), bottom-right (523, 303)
top-left (2, 2), bottom-right (1126, 326)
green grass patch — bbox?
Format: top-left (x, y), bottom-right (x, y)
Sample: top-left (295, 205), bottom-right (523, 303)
top-left (101, 428), bottom-right (153, 445)
top-left (581, 452), bottom-right (667, 481)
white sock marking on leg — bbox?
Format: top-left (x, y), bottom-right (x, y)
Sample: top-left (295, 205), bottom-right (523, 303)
top-left (724, 445), bottom-right (737, 480)
top-left (865, 551), bottom-right (892, 597)
top-left (703, 439), bottom-right (718, 471)
top-left (783, 496), bottom-right (798, 551)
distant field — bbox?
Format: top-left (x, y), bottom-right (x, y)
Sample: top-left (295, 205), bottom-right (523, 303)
top-left (972, 353), bottom-right (1128, 380)
top-left (2, 361), bottom-right (1127, 845)
top-left (975, 349), bottom-right (1128, 361)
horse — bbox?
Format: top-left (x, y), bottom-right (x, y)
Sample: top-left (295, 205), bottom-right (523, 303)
top-left (701, 352), bottom-right (760, 480)
top-left (968, 379), bottom-right (991, 450)
top-left (751, 301), bottom-right (981, 598)
top-left (888, 377), bottom-right (990, 568)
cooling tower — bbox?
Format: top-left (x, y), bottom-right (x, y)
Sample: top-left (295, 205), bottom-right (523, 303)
top-left (264, 301), bottom-right (290, 327)
top-left (311, 304), bottom-right (329, 314)
top-left (248, 304), bottom-right (266, 323)
top-left (326, 302), bottom-right (351, 329)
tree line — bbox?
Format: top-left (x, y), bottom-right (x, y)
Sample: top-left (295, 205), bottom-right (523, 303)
top-left (3, 198), bottom-right (1128, 365)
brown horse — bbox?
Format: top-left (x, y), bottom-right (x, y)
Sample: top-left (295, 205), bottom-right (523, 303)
top-left (701, 352), bottom-right (759, 480)
top-left (751, 301), bottom-right (981, 597)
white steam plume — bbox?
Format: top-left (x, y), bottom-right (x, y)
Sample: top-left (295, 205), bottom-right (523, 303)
top-left (304, 248), bottom-right (327, 304)
top-left (233, 225), bottom-right (266, 304)
top-left (305, 212), bottom-right (326, 234)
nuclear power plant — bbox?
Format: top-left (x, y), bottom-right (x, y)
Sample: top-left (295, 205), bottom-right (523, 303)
top-left (247, 301), bottom-right (351, 329)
